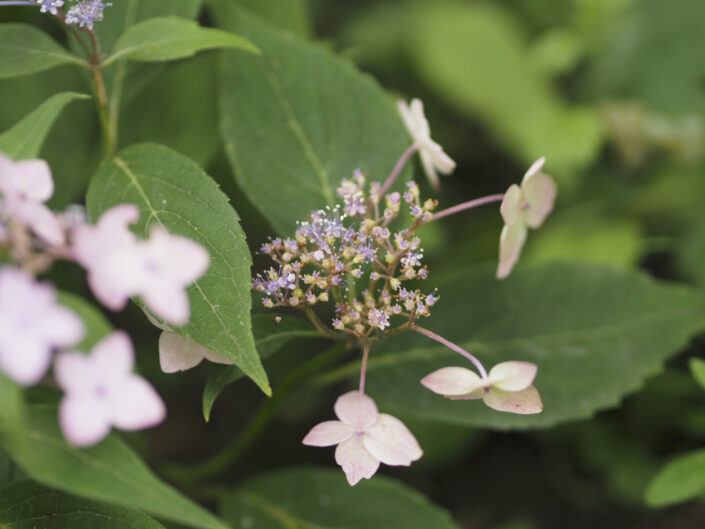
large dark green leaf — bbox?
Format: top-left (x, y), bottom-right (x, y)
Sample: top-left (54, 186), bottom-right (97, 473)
top-left (219, 467), bottom-right (461, 529)
top-left (217, 9), bottom-right (411, 234)
top-left (3, 406), bottom-right (227, 529)
top-left (325, 263), bottom-right (704, 429)
top-left (202, 314), bottom-right (321, 420)
top-left (0, 25), bottom-right (85, 79)
top-left (0, 92), bottom-right (89, 159)
top-left (86, 143), bottom-right (269, 394)
top-left (208, 0), bottom-right (311, 37)
top-left (0, 480), bottom-right (165, 529)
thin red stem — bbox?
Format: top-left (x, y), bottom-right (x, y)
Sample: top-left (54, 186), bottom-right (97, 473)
top-left (359, 342), bottom-right (371, 393)
top-left (410, 325), bottom-right (488, 379)
top-left (378, 143), bottom-right (419, 199)
top-left (431, 194), bottom-right (504, 222)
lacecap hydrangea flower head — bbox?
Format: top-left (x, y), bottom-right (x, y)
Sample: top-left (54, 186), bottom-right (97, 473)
top-left (253, 99), bottom-right (556, 485)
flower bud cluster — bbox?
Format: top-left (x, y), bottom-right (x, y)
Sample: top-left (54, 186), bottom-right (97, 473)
top-left (253, 172), bottom-right (439, 339)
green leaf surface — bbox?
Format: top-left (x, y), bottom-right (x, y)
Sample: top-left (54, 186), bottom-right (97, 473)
top-left (56, 292), bottom-right (112, 352)
top-left (0, 480), bottom-right (165, 529)
top-left (219, 467), bottom-right (461, 529)
top-left (3, 406), bottom-right (227, 529)
top-left (409, 3), bottom-right (603, 174)
top-left (689, 358), bottom-right (705, 393)
top-left (86, 143), bottom-right (269, 394)
top-left (202, 314), bottom-right (320, 420)
top-left (217, 9), bottom-right (412, 234)
top-left (119, 56), bottom-right (220, 167)
top-left (646, 449), bottom-right (705, 507)
top-left (0, 92), bottom-right (90, 160)
top-left (0, 24), bottom-right (85, 79)
top-left (334, 263), bottom-right (704, 429)
top-left (105, 16), bottom-right (258, 66)
top-left (208, 0), bottom-right (311, 37)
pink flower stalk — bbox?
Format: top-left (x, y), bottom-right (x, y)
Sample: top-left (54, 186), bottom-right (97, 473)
top-left (0, 267), bottom-right (83, 386)
top-left (303, 391), bottom-right (422, 486)
top-left (497, 157), bottom-right (557, 279)
top-left (72, 204), bottom-right (210, 325)
top-left (398, 99), bottom-right (456, 190)
top-left (55, 331), bottom-right (166, 447)
top-left (421, 361), bottom-right (543, 414)
top-left (147, 314), bottom-right (232, 373)
top-left (0, 153), bottom-right (64, 246)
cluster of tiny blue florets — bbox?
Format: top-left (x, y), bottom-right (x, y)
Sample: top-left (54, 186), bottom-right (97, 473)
top-left (253, 172), bottom-right (440, 339)
top-left (33, 0), bottom-right (110, 30)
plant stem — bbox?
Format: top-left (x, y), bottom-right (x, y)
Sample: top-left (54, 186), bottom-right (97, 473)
top-left (410, 324), bottom-right (488, 379)
top-left (304, 307), bottom-right (340, 340)
top-left (161, 342), bottom-right (348, 484)
top-left (358, 342), bottom-right (370, 393)
top-left (430, 194), bottom-right (505, 222)
top-left (378, 143), bottom-right (419, 198)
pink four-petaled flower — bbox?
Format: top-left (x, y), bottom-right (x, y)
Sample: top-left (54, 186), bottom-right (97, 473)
top-left (497, 157), bottom-right (557, 279)
top-left (303, 391), bottom-right (423, 486)
top-left (0, 267), bottom-right (84, 386)
top-left (421, 361), bottom-right (543, 414)
top-left (55, 331), bottom-right (166, 447)
top-left (0, 153), bottom-right (64, 246)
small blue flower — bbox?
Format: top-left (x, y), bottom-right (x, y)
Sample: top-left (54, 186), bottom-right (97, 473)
top-left (65, 0), bottom-right (111, 30)
top-left (36, 0), bottom-right (64, 15)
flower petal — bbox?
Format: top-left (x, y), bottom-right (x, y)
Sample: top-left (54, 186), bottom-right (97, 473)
top-left (483, 386), bottom-right (543, 415)
top-left (421, 366), bottom-right (485, 396)
top-left (91, 331), bottom-right (134, 379)
top-left (496, 221), bottom-right (528, 279)
top-left (419, 150), bottom-right (441, 191)
top-left (487, 361), bottom-right (537, 391)
top-left (302, 420), bottom-right (354, 447)
top-left (14, 159), bottom-right (54, 202)
top-left (362, 414), bottom-right (422, 466)
top-left (54, 351), bottom-right (94, 392)
top-left (59, 395), bottom-right (111, 447)
top-left (0, 336), bottom-right (52, 386)
top-left (521, 156), bottom-right (546, 183)
top-left (500, 184), bottom-right (522, 226)
top-left (142, 282), bottom-right (191, 326)
top-left (159, 331), bottom-right (204, 373)
top-left (335, 436), bottom-right (380, 486)
top-left (334, 391), bottom-right (379, 430)
top-left (109, 375), bottom-right (166, 431)
top-left (521, 168), bottom-right (556, 229)
top-left (18, 202), bottom-right (64, 246)
top-left (447, 388), bottom-right (485, 400)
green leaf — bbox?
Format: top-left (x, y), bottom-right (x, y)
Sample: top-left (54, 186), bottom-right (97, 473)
top-left (217, 9), bottom-right (412, 234)
top-left (208, 0), bottom-right (311, 37)
top-left (409, 3), bottom-right (603, 175)
top-left (646, 449), bottom-right (705, 507)
top-left (104, 17), bottom-right (258, 66)
top-left (202, 314), bottom-right (320, 421)
top-left (56, 292), bottom-right (112, 351)
top-left (86, 143), bottom-right (269, 395)
top-left (3, 405), bottom-right (227, 529)
top-left (0, 24), bottom-right (86, 79)
top-left (689, 358), bottom-right (705, 393)
top-left (0, 92), bottom-right (90, 160)
top-left (93, 0), bottom-right (204, 57)
top-left (334, 263), bottom-right (704, 429)
top-left (119, 56), bottom-right (221, 168)
top-left (0, 480), bottom-right (166, 529)
top-left (0, 376), bottom-right (28, 454)
top-left (219, 467), bottom-right (461, 529)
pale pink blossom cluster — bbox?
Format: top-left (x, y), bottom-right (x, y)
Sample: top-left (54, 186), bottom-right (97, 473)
top-left (300, 100), bottom-right (555, 486)
top-left (0, 153), bottom-right (209, 447)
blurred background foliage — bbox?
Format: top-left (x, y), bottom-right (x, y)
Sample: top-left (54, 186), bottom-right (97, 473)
top-left (1, 0), bottom-right (705, 527)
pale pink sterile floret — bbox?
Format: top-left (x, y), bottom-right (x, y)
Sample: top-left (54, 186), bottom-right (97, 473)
top-left (136, 227), bottom-right (210, 326)
top-left (497, 157), bottom-right (557, 279)
top-left (72, 205), bottom-right (210, 326)
top-left (421, 361), bottom-right (543, 415)
top-left (398, 99), bottom-right (456, 190)
top-left (302, 391), bottom-right (423, 486)
top-left (0, 153), bottom-right (64, 246)
top-left (71, 204), bottom-right (143, 310)
top-left (0, 267), bottom-right (84, 386)
top-left (146, 313), bottom-right (232, 373)
top-left (55, 330), bottom-right (166, 447)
